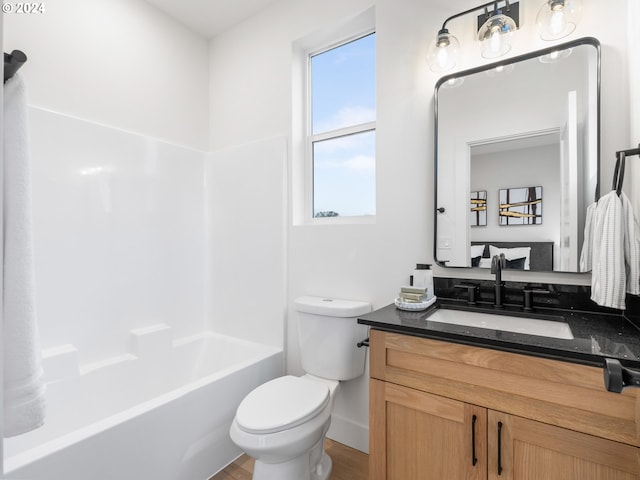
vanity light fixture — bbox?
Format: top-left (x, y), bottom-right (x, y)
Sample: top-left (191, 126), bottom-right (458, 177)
top-left (536, 0), bottom-right (582, 40)
top-left (427, 1), bottom-right (520, 73)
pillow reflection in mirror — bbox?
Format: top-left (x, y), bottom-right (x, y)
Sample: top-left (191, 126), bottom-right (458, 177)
top-left (505, 257), bottom-right (526, 270)
top-left (470, 244), bottom-right (486, 268)
top-left (489, 245), bottom-right (531, 270)
top-left (478, 258), bottom-right (492, 268)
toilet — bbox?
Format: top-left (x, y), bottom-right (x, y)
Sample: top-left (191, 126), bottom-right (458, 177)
top-left (229, 295), bottom-right (371, 480)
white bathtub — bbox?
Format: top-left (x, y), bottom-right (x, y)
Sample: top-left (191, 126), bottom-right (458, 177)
top-left (3, 331), bottom-right (283, 480)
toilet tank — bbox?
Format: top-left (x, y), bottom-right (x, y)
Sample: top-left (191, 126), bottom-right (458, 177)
top-left (294, 296), bottom-right (371, 381)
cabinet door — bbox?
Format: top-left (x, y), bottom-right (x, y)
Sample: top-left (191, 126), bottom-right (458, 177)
top-left (488, 411), bottom-right (640, 480)
top-left (370, 378), bottom-right (487, 480)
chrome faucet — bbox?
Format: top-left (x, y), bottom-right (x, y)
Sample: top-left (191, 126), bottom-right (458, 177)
top-left (491, 254), bottom-right (506, 308)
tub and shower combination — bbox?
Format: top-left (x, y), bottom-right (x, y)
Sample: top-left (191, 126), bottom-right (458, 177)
top-left (3, 328), bottom-right (283, 480)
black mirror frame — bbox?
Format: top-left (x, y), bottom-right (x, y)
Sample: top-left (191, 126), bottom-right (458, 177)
top-left (433, 36), bottom-right (601, 272)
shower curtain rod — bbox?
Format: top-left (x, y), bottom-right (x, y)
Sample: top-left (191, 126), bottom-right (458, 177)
top-left (4, 49), bottom-right (27, 83)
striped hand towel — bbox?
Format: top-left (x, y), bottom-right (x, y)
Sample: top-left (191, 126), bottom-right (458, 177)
top-left (621, 192), bottom-right (640, 295)
top-left (590, 191), bottom-right (626, 309)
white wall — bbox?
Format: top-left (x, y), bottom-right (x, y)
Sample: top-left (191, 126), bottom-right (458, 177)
top-left (4, 0), bottom-right (210, 150)
top-left (205, 137), bottom-right (287, 349)
top-left (207, 0), bottom-right (636, 452)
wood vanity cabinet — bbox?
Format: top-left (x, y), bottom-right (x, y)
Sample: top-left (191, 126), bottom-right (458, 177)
top-left (369, 329), bottom-right (640, 480)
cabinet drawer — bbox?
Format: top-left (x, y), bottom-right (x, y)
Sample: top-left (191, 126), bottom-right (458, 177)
top-left (370, 329), bottom-right (640, 446)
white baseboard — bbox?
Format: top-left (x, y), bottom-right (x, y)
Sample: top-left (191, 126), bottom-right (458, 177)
top-left (326, 412), bottom-right (369, 454)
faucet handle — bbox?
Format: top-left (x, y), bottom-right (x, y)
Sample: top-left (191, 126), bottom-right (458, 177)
top-left (490, 253), bottom-right (506, 274)
top-left (454, 283), bottom-right (479, 305)
top-left (522, 287), bottom-right (550, 312)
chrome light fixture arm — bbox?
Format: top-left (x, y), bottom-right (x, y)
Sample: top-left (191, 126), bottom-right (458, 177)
top-left (438, 0), bottom-right (512, 35)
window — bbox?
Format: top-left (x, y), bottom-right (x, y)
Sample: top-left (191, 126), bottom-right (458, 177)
top-left (309, 32), bottom-right (376, 219)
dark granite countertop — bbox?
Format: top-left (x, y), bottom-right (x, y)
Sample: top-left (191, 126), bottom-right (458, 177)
top-left (358, 299), bottom-right (640, 369)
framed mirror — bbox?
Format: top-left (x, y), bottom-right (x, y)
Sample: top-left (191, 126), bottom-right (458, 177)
top-left (434, 37), bottom-right (600, 273)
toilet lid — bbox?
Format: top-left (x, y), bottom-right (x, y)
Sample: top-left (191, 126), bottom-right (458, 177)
top-left (235, 376), bottom-right (330, 434)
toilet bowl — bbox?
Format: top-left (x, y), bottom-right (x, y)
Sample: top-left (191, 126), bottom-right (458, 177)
top-left (229, 296), bottom-right (371, 480)
top-left (229, 375), bottom-right (339, 480)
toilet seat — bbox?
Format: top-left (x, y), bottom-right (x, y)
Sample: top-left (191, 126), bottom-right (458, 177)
top-left (235, 376), bottom-right (330, 434)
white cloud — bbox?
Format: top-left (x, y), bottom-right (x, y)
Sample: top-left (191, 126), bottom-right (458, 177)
top-left (316, 154), bottom-right (375, 172)
top-left (345, 154), bottom-right (375, 171)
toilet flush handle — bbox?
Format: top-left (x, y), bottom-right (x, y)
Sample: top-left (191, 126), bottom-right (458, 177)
top-left (357, 337), bottom-right (369, 348)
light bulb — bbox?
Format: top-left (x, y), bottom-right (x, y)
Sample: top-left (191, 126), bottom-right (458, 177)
top-left (489, 29), bottom-right (502, 56)
top-left (550, 9), bottom-right (566, 36)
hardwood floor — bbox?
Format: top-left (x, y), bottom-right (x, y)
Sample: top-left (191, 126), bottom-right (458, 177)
top-left (210, 438), bottom-right (369, 480)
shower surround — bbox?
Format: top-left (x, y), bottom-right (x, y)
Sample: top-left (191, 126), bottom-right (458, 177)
top-left (3, 107), bottom-right (287, 478)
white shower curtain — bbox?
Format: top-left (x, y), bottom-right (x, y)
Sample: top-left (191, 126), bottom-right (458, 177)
top-left (3, 73), bottom-right (46, 437)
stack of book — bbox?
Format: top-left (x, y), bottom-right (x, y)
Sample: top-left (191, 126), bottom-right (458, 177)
top-left (398, 285), bottom-right (428, 303)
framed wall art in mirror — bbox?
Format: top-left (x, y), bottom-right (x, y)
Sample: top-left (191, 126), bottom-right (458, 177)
top-left (434, 37), bottom-right (600, 273)
top-left (499, 186), bottom-right (542, 226)
top-left (471, 191), bottom-right (487, 227)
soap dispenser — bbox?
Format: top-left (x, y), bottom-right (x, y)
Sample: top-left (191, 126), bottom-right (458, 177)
top-left (412, 264), bottom-right (434, 300)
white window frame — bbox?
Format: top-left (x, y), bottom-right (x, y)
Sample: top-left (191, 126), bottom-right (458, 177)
top-left (291, 8), bottom-right (376, 226)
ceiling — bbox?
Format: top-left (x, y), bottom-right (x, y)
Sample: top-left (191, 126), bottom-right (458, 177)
top-left (144, 0), bottom-right (478, 39)
top-left (145, 0), bottom-right (281, 38)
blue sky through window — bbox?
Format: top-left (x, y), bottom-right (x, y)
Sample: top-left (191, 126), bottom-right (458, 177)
top-left (311, 33), bottom-right (376, 217)
top-left (313, 130), bottom-right (376, 216)
top-left (312, 33), bottom-right (376, 134)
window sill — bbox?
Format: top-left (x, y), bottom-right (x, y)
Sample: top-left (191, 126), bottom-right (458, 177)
top-left (299, 215), bottom-right (376, 226)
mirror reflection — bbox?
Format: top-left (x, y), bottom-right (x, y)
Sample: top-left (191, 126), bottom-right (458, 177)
top-left (435, 38), bottom-right (600, 273)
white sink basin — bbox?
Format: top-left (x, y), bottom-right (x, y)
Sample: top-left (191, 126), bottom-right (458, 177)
top-left (428, 308), bottom-right (574, 340)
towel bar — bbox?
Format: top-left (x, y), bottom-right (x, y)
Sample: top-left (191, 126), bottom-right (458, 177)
top-left (604, 358), bottom-right (640, 392)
